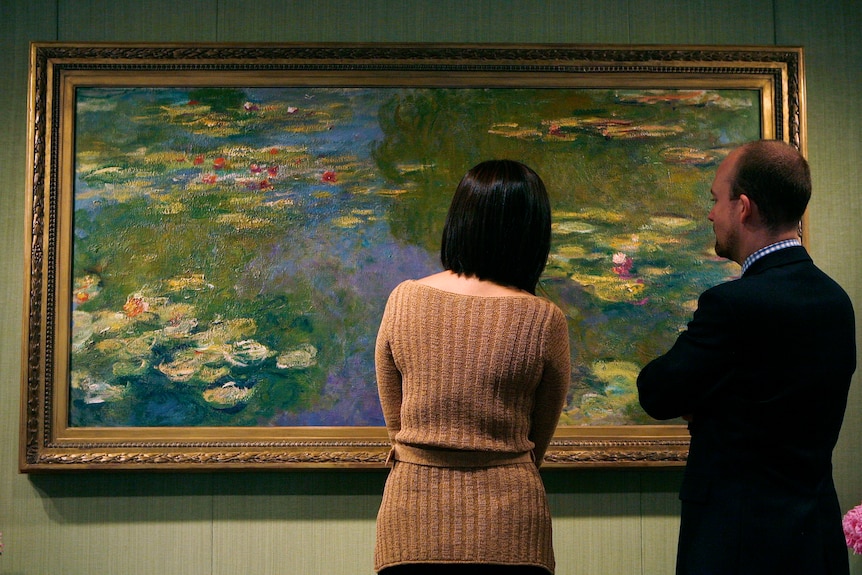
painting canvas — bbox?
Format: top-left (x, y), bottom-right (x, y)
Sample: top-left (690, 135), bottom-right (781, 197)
top-left (21, 44), bottom-right (804, 469)
top-left (69, 85), bottom-right (757, 428)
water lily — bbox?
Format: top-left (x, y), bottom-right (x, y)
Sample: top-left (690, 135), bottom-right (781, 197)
top-left (157, 354), bottom-right (201, 382)
top-left (123, 295), bottom-right (148, 318)
top-left (276, 344), bottom-right (319, 369)
top-left (203, 381), bottom-right (254, 408)
top-left (162, 316), bottom-right (198, 338)
top-left (612, 252), bottom-right (635, 277)
top-left (73, 274), bottom-right (101, 306)
top-left (224, 339), bottom-right (271, 367)
top-left (71, 372), bottom-right (127, 404)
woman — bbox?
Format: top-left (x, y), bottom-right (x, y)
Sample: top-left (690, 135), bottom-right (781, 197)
top-left (374, 160), bottom-right (571, 574)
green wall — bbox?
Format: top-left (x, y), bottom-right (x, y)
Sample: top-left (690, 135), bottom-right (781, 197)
top-left (1, 1), bottom-right (859, 573)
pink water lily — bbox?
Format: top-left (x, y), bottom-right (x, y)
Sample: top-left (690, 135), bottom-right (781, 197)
top-left (612, 252), bottom-right (634, 277)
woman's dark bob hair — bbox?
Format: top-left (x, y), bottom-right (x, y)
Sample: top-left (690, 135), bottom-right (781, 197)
top-left (440, 159), bottom-right (551, 294)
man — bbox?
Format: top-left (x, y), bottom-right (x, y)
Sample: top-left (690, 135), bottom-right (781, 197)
top-left (637, 140), bottom-right (857, 575)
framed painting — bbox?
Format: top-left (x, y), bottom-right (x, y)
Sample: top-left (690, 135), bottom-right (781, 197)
top-left (21, 43), bottom-right (805, 470)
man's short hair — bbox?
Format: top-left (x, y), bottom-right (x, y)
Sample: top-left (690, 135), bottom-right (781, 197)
top-left (731, 140), bottom-right (811, 231)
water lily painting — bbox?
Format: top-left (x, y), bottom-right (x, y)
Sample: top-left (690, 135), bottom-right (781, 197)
top-left (69, 85), bottom-right (758, 429)
top-left (22, 44), bottom-right (804, 469)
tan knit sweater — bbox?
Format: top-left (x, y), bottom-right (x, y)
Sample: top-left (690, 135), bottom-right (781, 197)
top-left (374, 280), bottom-right (571, 573)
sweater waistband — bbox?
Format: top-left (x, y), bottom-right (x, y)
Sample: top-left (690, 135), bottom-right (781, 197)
top-left (387, 443), bottom-right (535, 468)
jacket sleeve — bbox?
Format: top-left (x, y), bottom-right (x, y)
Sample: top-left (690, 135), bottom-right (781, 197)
top-left (637, 288), bottom-right (737, 420)
top-left (375, 295), bottom-right (402, 443)
top-left (529, 306), bottom-right (571, 466)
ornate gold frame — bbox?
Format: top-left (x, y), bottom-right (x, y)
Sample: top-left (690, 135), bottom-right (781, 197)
top-left (21, 43), bottom-right (804, 470)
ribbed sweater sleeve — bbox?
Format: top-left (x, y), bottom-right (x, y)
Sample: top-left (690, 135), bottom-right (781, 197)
top-left (530, 306), bottom-right (571, 464)
top-left (375, 294), bottom-right (402, 443)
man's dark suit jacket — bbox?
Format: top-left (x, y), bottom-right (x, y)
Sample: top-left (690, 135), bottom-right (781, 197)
top-left (637, 246), bottom-right (857, 575)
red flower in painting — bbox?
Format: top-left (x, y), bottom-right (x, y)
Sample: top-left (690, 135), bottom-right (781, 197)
top-left (322, 170), bottom-right (337, 183)
top-left (612, 252), bottom-right (634, 278)
top-left (201, 174), bottom-right (217, 184)
top-left (193, 155), bottom-right (204, 165)
top-left (213, 157), bottom-right (226, 170)
top-left (123, 296), bottom-right (148, 318)
top-left (267, 165), bottom-right (279, 177)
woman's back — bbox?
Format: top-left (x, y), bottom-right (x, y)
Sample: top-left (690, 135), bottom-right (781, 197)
top-left (377, 279), bottom-right (569, 458)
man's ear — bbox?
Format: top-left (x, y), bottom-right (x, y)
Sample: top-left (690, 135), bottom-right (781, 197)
top-left (738, 193), bottom-right (758, 224)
